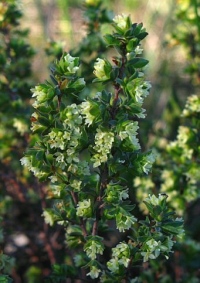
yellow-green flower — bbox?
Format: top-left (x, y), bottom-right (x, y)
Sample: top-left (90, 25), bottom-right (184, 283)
top-left (94, 58), bottom-right (109, 80)
top-left (87, 265), bottom-right (101, 279)
top-left (76, 199), bottom-right (92, 218)
top-left (113, 14), bottom-right (129, 30)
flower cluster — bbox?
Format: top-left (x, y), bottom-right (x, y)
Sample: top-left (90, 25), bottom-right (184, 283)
top-left (107, 242), bottom-right (131, 273)
top-left (42, 209), bottom-right (57, 226)
top-left (105, 184), bottom-right (129, 203)
top-left (113, 14), bottom-right (129, 31)
top-left (57, 53), bottom-right (80, 75)
top-left (92, 129), bottom-right (114, 167)
top-left (158, 94), bottom-right (200, 214)
top-left (80, 101), bottom-right (96, 126)
top-left (93, 58), bottom-right (112, 81)
top-left (116, 208), bottom-right (137, 232)
top-left (141, 237), bottom-right (174, 262)
top-left (20, 156), bottom-right (47, 180)
top-left (142, 151), bottom-right (157, 174)
top-left (87, 265), bottom-right (101, 279)
top-left (118, 121), bottom-right (141, 150)
top-left (135, 81), bottom-right (151, 104)
top-left (125, 78), bottom-right (151, 119)
top-left (144, 194), bottom-right (167, 207)
top-left (76, 199), bottom-right (92, 218)
top-left (32, 84), bottom-right (55, 108)
top-left (84, 236), bottom-right (105, 260)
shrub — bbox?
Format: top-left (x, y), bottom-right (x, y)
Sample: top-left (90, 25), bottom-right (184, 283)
top-left (21, 12), bottom-right (183, 282)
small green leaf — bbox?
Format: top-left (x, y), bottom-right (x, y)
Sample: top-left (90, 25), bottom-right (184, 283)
top-left (104, 34), bottom-right (119, 46)
top-left (133, 23), bottom-right (143, 36)
top-left (127, 58), bottom-right (149, 68)
top-left (137, 31), bottom-right (148, 40)
top-left (126, 38), bottom-right (139, 52)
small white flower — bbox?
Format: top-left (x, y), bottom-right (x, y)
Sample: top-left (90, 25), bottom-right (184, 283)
top-left (141, 239), bottom-right (162, 262)
top-left (93, 58), bottom-right (108, 80)
top-left (20, 156), bottom-right (32, 169)
top-left (30, 123), bottom-right (43, 132)
top-left (93, 129), bottom-right (114, 167)
top-left (48, 175), bottom-right (58, 183)
top-left (119, 256), bottom-right (130, 268)
top-left (107, 242), bottom-right (130, 273)
top-left (31, 86), bottom-right (44, 99)
top-left (107, 258), bottom-right (120, 273)
top-left (112, 242), bottom-right (130, 257)
top-left (80, 101), bottom-right (95, 126)
top-left (135, 81), bottom-right (151, 103)
top-left (143, 151), bottom-right (156, 174)
top-left (116, 211), bottom-right (137, 232)
top-left (146, 239), bottom-right (159, 249)
top-left (135, 45), bottom-right (143, 55)
top-left (70, 179), bottom-right (82, 191)
top-left (144, 194), bottom-right (167, 206)
top-left (126, 122), bottom-right (141, 149)
top-left (136, 108), bottom-right (146, 119)
top-left (63, 53), bottom-right (79, 73)
top-left (42, 210), bottom-right (55, 226)
top-left (76, 199), bottom-right (92, 218)
top-left (119, 188), bottom-right (129, 200)
top-left (84, 240), bottom-right (104, 260)
top-left (113, 14), bottom-right (129, 30)
top-left (87, 266), bottom-right (101, 279)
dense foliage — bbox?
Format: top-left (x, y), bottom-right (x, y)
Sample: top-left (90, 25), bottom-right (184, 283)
top-left (21, 9), bottom-right (183, 283)
top-left (0, 0), bottom-right (200, 282)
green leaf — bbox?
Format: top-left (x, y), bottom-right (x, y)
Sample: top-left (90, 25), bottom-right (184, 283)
top-left (133, 23), bottom-right (143, 36)
top-left (37, 116), bottom-right (51, 127)
top-left (127, 58), bottom-right (149, 68)
top-left (143, 200), bottom-right (154, 213)
top-left (162, 225), bottom-right (181, 235)
top-left (44, 153), bottom-right (54, 165)
top-left (104, 34), bottom-right (119, 46)
top-left (36, 150), bottom-right (45, 160)
top-left (126, 38), bottom-right (139, 52)
top-left (137, 31), bottom-right (148, 40)
top-left (103, 206), bottom-right (116, 220)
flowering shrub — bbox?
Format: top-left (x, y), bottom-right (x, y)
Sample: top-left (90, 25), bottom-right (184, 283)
top-left (0, 1), bottom-right (66, 282)
top-left (0, 1), bottom-right (35, 281)
top-left (21, 13), bottom-right (183, 282)
top-left (135, 0), bottom-right (200, 281)
top-left (170, 0), bottom-right (200, 85)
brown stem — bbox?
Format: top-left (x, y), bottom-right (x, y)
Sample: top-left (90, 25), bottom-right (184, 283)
top-left (71, 190), bottom-right (78, 205)
top-left (92, 165), bottom-right (108, 236)
top-left (39, 184), bottom-right (56, 264)
top-left (80, 219), bottom-right (88, 237)
top-left (110, 52), bottom-right (127, 119)
top-left (70, 191), bottom-right (88, 237)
